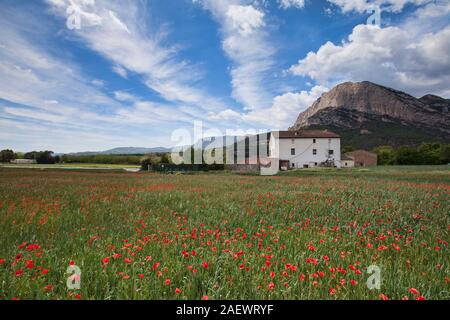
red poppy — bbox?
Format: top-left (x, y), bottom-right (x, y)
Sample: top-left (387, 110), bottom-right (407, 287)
top-left (69, 260), bottom-right (75, 266)
top-left (416, 296), bottom-right (426, 300)
top-left (138, 273), bottom-right (144, 279)
top-left (0, 259), bottom-right (5, 265)
top-left (112, 253), bottom-right (122, 259)
top-left (379, 293), bottom-right (390, 300)
top-left (102, 257), bottom-right (110, 265)
top-left (268, 282), bottom-right (275, 290)
top-left (18, 242), bottom-right (27, 249)
top-left (201, 295), bottom-right (209, 300)
top-left (165, 279), bottom-right (171, 285)
top-left (152, 262), bottom-right (161, 270)
top-left (44, 285), bottom-right (54, 292)
top-left (175, 288), bottom-right (182, 294)
top-left (202, 261), bottom-right (209, 269)
top-left (408, 288), bottom-right (420, 295)
top-left (15, 269), bottom-right (23, 277)
top-left (42, 269), bottom-right (49, 275)
top-left (329, 288), bottom-right (336, 295)
top-left (323, 255), bottom-right (329, 261)
top-left (124, 258), bottom-right (132, 264)
top-left (75, 294), bottom-right (81, 300)
top-left (25, 260), bottom-right (34, 269)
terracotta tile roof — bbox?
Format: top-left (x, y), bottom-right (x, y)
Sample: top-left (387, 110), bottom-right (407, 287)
top-left (275, 130), bottom-right (341, 139)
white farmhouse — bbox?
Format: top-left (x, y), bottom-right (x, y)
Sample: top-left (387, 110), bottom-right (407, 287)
top-left (269, 130), bottom-right (341, 169)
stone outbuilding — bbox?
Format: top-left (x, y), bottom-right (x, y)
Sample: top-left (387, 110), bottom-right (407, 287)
top-left (344, 150), bottom-right (378, 167)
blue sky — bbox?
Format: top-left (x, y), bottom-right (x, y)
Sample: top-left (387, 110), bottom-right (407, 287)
top-left (0, 0), bottom-right (449, 152)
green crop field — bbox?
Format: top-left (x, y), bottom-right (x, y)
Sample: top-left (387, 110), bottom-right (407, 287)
top-left (0, 166), bottom-right (449, 300)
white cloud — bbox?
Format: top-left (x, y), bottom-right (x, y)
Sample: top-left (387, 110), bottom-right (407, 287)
top-left (112, 65), bottom-right (128, 78)
top-left (278, 0), bottom-right (306, 9)
top-left (113, 91), bottom-right (136, 102)
top-left (207, 85), bottom-right (327, 128)
top-left (289, 22), bottom-right (450, 97)
top-left (46, 0), bottom-right (228, 113)
top-left (226, 5), bottom-right (265, 36)
top-left (194, 0), bottom-right (276, 110)
top-left (327, 0), bottom-right (432, 13)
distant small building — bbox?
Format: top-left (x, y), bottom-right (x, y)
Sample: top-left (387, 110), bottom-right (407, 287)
top-left (344, 150), bottom-right (377, 167)
top-left (10, 159), bottom-right (37, 164)
top-left (340, 155), bottom-right (355, 168)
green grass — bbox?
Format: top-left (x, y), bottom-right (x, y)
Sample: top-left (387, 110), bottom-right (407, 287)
top-left (0, 167), bottom-right (448, 300)
top-left (0, 163), bottom-right (140, 169)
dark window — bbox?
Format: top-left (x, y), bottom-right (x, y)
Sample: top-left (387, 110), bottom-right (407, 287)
top-left (314, 162), bottom-right (318, 166)
top-left (329, 150), bottom-right (334, 155)
top-left (292, 163), bottom-right (295, 168)
top-left (313, 149), bottom-right (317, 155)
top-left (313, 139), bottom-right (316, 143)
top-left (291, 148), bottom-right (295, 155)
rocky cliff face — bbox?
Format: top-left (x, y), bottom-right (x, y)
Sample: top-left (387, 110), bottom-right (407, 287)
top-left (290, 81), bottom-right (450, 148)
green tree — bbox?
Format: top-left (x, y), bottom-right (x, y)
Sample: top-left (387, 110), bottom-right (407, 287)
top-left (395, 146), bottom-right (421, 165)
top-left (439, 144), bottom-right (450, 164)
top-left (418, 143), bottom-right (441, 165)
top-left (0, 149), bottom-right (16, 163)
top-left (373, 146), bottom-right (395, 165)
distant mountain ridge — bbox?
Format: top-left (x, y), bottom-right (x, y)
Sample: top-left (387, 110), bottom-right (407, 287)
top-left (66, 147), bottom-right (170, 156)
top-left (290, 81), bottom-right (450, 149)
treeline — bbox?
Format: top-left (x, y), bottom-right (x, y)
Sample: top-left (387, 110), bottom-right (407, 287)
top-left (0, 149), bottom-right (170, 165)
top-left (373, 143), bottom-right (450, 165)
top-left (0, 149), bottom-right (57, 164)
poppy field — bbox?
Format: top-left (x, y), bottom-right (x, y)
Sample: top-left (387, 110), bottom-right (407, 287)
top-left (0, 167), bottom-right (449, 300)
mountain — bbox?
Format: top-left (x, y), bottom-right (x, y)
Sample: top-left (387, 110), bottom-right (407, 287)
top-left (66, 147), bottom-right (170, 156)
top-left (290, 81), bottom-right (450, 149)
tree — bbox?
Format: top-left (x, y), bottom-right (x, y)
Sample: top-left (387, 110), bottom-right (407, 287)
top-left (439, 144), bottom-right (450, 164)
top-left (418, 143), bottom-right (441, 165)
top-left (395, 146), bottom-right (421, 165)
top-left (0, 149), bottom-right (16, 163)
top-left (160, 153), bottom-right (170, 164)
top-left (24, 151), bottom-right (56, 164)
top-left (373, 146), bottom-right (395, 165)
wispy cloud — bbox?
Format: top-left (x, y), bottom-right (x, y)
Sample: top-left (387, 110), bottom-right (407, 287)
top-left (193, 0), bottom-right (276, 110)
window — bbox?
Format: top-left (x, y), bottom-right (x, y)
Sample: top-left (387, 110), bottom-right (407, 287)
top-left (314, 162), bottom-right (318, 166)
top-left (328, 150), bottom-right (334, 156)
top-left (313, 139), bottom-right (316, 143)
top-left (291, 148), bottom-right (295, 155)
top-left (312, 149), bottom-right (317, 155)
top-left (292, 163), bottom-right (295, 168)
top-left (291, 139), bottom-right (295, 144)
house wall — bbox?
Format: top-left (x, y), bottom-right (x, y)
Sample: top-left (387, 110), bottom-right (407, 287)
top-left (270, 138), bottom-right (341, 168)
top-left (345, 151), bottom-right (377, 167)
top-left (340, 160), bottom-right (355, 168)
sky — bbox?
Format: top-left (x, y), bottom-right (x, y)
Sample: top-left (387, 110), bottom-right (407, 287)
top-left (0, 0), bottom-right (449, 153)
